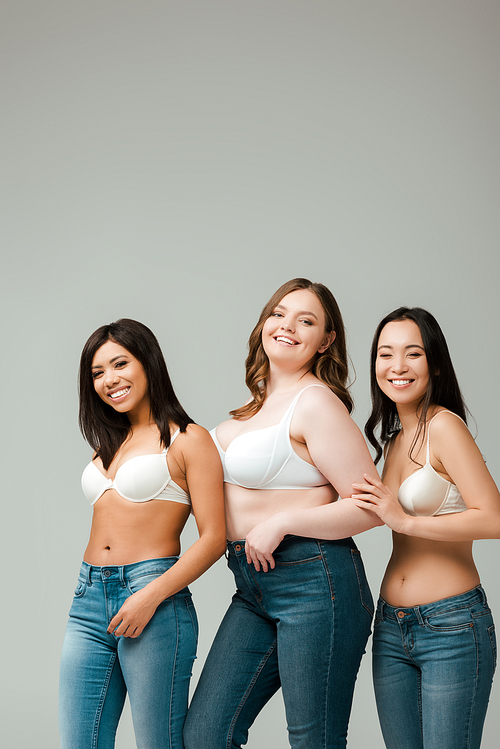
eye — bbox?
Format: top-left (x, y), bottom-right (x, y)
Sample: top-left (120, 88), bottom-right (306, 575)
top-left (92, 370), bottom-right (103, 379)
top-left (271, 311), bottom-right (283, 318)
top-left (378, 353), bottom-right (391, 358)
top-left (299, 318), bottom-right (313, 326)
top-left (408, 352), bottom-right (423, 358)
top-left (115, 360), bottom-right (128, 368)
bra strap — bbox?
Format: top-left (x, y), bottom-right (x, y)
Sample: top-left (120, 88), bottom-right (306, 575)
top-left (163, 428), bottom-right (181, 453)
top-left (281, 384), bottom-right (328, 430)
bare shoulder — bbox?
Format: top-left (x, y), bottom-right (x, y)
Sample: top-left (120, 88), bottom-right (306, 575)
top-left (430, 409), bottom-right (477, 463)
top-left (293, 384), bottom-right (355, 441)
top-left (430, 410), bottom-right (471, 444)
top-left (295, 383), bottom-right (350, 418)
top-left (179, 423), bottom-right (215, 449)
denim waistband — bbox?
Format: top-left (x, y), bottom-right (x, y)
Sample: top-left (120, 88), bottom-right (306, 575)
top-left (226, 535), bottom-right (356, 556)
top-left (377, 585), bottom-right (487, 624)
top-left (80, 556), bottom-right (179, 584)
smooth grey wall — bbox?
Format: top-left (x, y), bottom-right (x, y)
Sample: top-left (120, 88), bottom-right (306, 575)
top-left (1, 1), bottom-right (499, 746)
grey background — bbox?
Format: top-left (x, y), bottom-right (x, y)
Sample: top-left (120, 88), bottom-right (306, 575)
top-left (1, 1), bottom-right (499, 746)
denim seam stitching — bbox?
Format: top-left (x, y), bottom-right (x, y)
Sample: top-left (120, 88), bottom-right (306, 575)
top-left (464, 619), bottom-right (479, 749)
top-left (317, 541), bottom-right (335, 747)
top-left (226, 639), bottom-right (278, 749)
top-left (91, 654), bottom-right (117, 749)
top-left (166, 596), bottom-right (179, 749)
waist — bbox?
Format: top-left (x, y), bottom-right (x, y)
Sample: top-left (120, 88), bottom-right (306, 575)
top-left (79, 556), bottom-right (179, 584)
top-left (224, 484), bottom-right (337, 541)
top-left (377, 585), bottom-right (488, 622)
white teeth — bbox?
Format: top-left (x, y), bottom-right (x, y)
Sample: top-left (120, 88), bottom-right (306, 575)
top-left (391, 380), bottom-right (412, 386)
top-left (276, 336), bottom-right (297, 345)
top-left (110, 388), bottom-right (129, 399)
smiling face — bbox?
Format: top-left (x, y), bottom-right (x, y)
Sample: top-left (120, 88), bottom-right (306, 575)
top-left (375, 319), bottom-right (430, 410)
top-left (91, 339), bottom-right (150, 418)
top-left (261, 289), bottom-right (335, 370)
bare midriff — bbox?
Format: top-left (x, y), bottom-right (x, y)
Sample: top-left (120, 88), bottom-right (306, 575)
top-left (84, 490), bottom-right (191, 566)
top-left (224, 483), bottom-right (337, 541)
top-left (380, 533), bottom-right (480, 608)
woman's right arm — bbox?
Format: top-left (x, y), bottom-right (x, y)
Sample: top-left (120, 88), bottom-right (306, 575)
top-left (245, 387), bottom-right (383, 570)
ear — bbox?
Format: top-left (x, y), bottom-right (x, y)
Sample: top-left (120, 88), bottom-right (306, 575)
top-left (318, 330), bottom-right (336, 354)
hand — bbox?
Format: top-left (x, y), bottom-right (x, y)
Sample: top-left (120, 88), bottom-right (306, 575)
top-left (245, 514), bottom-right (286, 572)
top-left (352, 474), bottom-right (408, 533)
top-left (107, 588), bottom-right (160, 638)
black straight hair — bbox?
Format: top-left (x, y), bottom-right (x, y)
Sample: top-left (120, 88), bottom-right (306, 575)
top-left (364, 307), bottom-right (468, 465)
top-left (79, 319), bottom-right (194, 469)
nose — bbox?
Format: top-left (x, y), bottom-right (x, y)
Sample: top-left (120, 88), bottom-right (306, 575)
top-left (104, 369), bottom-right (120, 388)
top-left (392, 356), bottom-right (408, 374)
top-left (281, 318), bottom-right (295, 332)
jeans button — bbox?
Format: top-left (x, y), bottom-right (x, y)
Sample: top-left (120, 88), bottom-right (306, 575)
top-left (235, 544), bottom-right (242, 552)
top-left (397, 611), bottom-right (405, 619)
top-left (103, 569), bottom-right (111, 577)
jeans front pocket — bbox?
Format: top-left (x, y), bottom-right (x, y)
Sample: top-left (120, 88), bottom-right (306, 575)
top-left (350, 549), bottom-right (374, 617)
top-left (488, 624), bottom-right (497, 670)
top-left (127, 572), bottom-right (164, 595)
top-left (425, 605), bottom-right (474, 632)
top-left (273, 536), bottom-right (322, 566)
top-left (184, 596), bottom-right (199, 643)
top-left (73, 578), bottom-right (87, 598)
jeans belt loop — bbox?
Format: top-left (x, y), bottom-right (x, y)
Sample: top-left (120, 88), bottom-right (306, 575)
top-left (479, 585), bottom-right (487, 607)
top-left (86, 564), bottom-right (93, 586)
top-left (415, 606), bottom-right (425, 626)
top-left (378, 600), bottom-right (385, 621)
top-left (119, 565), bottom-right (126, 588)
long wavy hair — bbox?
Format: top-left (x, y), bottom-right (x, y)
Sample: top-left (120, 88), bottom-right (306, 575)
top-left (79, 318), bottom-right (194, 469)
top-left (364, 307), bottom-right (468, 465)
top-left (230, 278), bottom-right (353, 419)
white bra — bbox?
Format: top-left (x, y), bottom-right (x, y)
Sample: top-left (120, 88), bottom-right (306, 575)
top-left (211, 385), bottom-right (329, 490)
top-left (81, 429), bottom-right (191, 506)
top-left (397, 411), bottom-right (467, 517)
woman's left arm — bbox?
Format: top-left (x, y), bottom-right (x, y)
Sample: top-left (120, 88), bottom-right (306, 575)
top-left (353, 412), bottom-right (500, 541)
top-left (108, 425), bottom-right (226, 637)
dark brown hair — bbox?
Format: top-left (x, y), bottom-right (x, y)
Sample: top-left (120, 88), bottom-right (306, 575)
top-left (364, 307), bottom-right (468, 465)
top-left (79, 319), bottom-right (194, 469)
top-left (230, 278), bottom-right (353, 419)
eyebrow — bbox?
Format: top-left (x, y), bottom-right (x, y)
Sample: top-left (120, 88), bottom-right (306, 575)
top-left (275, 304), bottom-right (318, 320)
top-left (377, 344), bottom-right (425, 351)
top-left (91, 354), bottom-right (129, 370)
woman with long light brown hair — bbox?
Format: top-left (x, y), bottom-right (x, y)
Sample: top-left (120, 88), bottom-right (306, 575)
top-left (184, 279), bottom-right (381, 749)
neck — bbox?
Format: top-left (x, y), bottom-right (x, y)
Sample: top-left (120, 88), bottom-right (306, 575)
top-left (127, 399), bottom-right (155, 430)
top-left (396, 400), bottom-right (432, 435)
top-left (266, 362), bottom-right (314, 396)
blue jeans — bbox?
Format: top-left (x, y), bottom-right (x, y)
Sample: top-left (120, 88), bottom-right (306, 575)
top-left (183, 536), bottom-right (373, 749)
top-left (372, 586), bottom-right (497, 749)
top-left (59, 558), bottom-right (198, 749)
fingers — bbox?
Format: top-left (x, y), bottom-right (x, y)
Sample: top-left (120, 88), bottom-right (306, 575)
top-left (354, 499), bottom-right (377, 511)
top-left (351, 492), bottom-right (379, 503)
top-left (107, 615), bottom-right (141, 638)
top-left (245, 544), bottom-right (275, 573)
